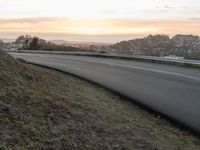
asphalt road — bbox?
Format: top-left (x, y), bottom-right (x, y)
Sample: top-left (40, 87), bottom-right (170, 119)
top-left (9, 52), bottom-right (200, 133)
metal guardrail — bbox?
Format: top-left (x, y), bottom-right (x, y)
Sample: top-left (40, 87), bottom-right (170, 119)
top-left (6, 50), bottom-right (200, 66)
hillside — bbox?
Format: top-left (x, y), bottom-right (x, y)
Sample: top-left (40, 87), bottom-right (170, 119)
top-left (109, 34), bottom-right (200, 59)
top-left (0, 50), bottom-right (200, 149)
top-left (2, 34), bottom-right (200, 60)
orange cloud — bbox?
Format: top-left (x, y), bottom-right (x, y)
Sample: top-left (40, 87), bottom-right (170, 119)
top-left (0, 17), bottom-right (199, 41)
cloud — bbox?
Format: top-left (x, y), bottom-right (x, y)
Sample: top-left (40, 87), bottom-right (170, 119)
top-left (0, 17), bottom-right (159, 34)
top-left (99, 10), bottom-right (117, 14)
top-left (189, 18), bottom-right (200, 21)
top-left (0, 17), bottom-right (200, 39)
top-left (164, 6), bottom-right (171, 9)
top-left (145, 7), bottom-right (172, 14)
top-left (0, 17), bottom-right (70, 33)
top-left (0, 17), bottom-right (57, 23)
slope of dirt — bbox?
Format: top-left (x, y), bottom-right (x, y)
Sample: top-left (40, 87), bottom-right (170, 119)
top-left (0, 50), bottom-right (200, 150)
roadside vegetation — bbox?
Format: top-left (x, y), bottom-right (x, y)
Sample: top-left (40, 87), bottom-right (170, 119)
top-left (15, 35), bottom-right (90, 52)
top-left (0, 50), bottom-right (200, 150)
top-left (2, 34), bottom-right (200, 60)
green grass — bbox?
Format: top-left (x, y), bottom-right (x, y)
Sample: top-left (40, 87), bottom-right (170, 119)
top-left (0, 50), bottom-right (200, 149)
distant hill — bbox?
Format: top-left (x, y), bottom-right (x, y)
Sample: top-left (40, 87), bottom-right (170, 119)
top-left (50, 40), bottom-right (111, 48)
top-left (109, 34), bottom-right (200, 58)
top-left (2, 34), bottom-right (200, 60)
top-left (1, 39), bottom-right (15, 43)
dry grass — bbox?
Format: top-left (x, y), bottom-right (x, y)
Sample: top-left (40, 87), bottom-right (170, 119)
top-left (0, 50), bottom-right (200, 150)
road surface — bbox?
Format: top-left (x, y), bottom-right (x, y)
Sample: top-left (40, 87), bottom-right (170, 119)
top-left (9, 52), bottom-right (200, 133)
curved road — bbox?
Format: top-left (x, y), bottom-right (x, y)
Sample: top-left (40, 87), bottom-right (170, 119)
top-left (9, 52), bottom-right (200, 133)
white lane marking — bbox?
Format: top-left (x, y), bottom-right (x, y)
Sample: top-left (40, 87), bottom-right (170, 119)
top-left (45, 55), bottom-right (200, 81)
top-left (118, 64), bottom-right (200, 81)
top-left (11, 53), bottom-right (200, 81)
top-left (57, 57), bottom-right (200, 81)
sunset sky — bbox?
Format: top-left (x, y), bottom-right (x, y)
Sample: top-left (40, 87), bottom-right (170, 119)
top-left (0, 0), bottom-right (200, 42)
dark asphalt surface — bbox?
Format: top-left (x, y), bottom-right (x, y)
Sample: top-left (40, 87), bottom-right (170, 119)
top-left (9, 52), bottom-right (200, 133)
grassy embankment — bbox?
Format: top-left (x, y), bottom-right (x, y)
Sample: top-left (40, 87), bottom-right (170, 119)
top-left (0, 50), bottom-right (200, 150)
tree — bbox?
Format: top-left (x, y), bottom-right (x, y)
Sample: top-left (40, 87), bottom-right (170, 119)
top-left (0, 40), bottom-right (4, 49)
top-left (15, 35), bottom-right (24, 44)
top-left (23, 37), bottom-right (30, 49)
top-left (29, 37), bottom-right (40, 50)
